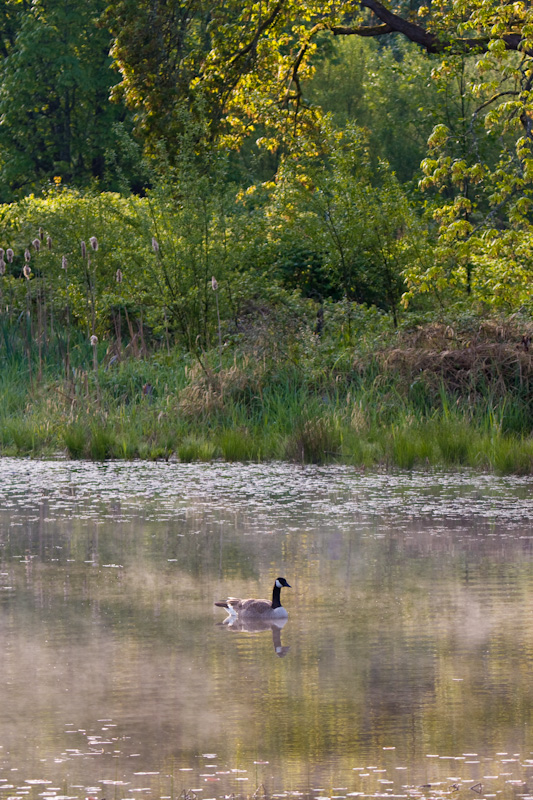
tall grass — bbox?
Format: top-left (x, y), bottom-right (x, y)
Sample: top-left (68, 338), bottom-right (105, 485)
top-left (1, 367), bottom-right (531, 473)
top-left (0, 305), bottom-right (532, 473)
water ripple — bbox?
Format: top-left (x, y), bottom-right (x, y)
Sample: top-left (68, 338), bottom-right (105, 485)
top-left (0, 458), bottom-right (531, 526)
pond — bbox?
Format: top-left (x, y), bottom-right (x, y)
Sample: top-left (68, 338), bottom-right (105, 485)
top-left (1, 459), bottom-right (533, 800)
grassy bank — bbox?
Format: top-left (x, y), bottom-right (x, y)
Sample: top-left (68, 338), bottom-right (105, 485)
top-left (0, 312), bottom-right (532, 474)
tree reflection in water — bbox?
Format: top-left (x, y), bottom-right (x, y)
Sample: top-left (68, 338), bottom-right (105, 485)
top-left (0, 460), bottom-right (533, 797)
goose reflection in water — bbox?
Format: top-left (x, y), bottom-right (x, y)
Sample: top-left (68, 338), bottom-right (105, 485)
top-left (216, 616), bottom-right (290, 658)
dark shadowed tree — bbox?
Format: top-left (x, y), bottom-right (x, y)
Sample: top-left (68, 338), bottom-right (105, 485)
top-left (0, 0), bottom-right (131, 199)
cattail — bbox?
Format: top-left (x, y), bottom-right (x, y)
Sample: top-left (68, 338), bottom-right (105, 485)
top-left (116, 268), bottom-right (123, 284)
top-left (46, 236), bottom-right (52, 250)
top-left (152, 237), bottom-right (159, 253)
top-left (23, 264), bottom-right (31, 279)
top-left (62, 255), bottom-right (68, 270)
top-left (39, 227), bottom-right (44, 241)
top-left (81, 240), bottom-right (86, 258)
top-left (6, 248), bottom-right (13, 263)
top-left (0, 258), bottom-right (5, 276)
top-left (212, 276), bottom-right (222, 370)
top-left (32, 238), bottom-right (41, 251)
top-left (89, 236), bottom-right (99, 251)
top-left (24, 249), bottom-right (31, 262)
top-left (90, 334), bottom-right (98, 346)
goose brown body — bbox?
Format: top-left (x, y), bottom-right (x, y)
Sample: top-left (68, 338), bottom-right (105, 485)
top-left (215, 577), bottom-right (291, 619)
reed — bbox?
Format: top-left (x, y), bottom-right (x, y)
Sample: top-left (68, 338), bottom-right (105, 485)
top-left (389, 426), bottom-right (433, 470)
top-left (0, 420), bottom-right (35, 454)
top-left (177, 437), bottom-right (216, 462)
top-left (0, 290), bottom-right (531, 474)
top-left (217, 428), bottom-right (261, 461)
top-left (88, 424), bottom-right (117, 461)
top-left (63, 422), bottom-right (88, 458)
top-left (434, 421), bottom-right (471, 465)
top-left (1, 366), bottom-right (531, 474)
top-left (284, 412), bottom-right (342, 464)
top-left (490, 435), bottom-right (533, 475)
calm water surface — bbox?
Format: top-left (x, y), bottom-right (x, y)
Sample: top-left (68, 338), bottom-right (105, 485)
top-left (0, 459), bottom-right (533, 800)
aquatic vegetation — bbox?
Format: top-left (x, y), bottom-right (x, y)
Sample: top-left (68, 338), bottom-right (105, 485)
top-left (63, 421), bottom-right (88, 458)
top-left (390, 427), bottom-right (432, 470)
top-left (217, 428), bottom-right (260, 462)
top-left (284, 413), bottom-right (342, 464)
top-left (88, 423), bottom-right (117, 461)
top-left (0, 289), bottom-right (531, 473)
top-left (177, 436), bottom-right (217, 462)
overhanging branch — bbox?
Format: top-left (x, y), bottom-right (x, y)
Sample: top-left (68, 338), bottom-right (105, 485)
top-left (359, 0), bottom-right (439, 51)
top-left (228, 1), bottom-right (285, 66)
top-left (355, 0), bottom-right (528, 55)
top-left (331, 23), bottom-right (392, 37)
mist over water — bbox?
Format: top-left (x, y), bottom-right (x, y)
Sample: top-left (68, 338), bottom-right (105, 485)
top-left (0, 459), bottom-right (533, 800)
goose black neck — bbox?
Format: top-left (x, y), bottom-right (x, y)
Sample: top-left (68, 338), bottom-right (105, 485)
top-left (271, 582), bottom-right (282, 609)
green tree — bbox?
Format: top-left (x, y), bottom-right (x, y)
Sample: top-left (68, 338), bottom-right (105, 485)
top-left (105, 0), bottom-right (533, 148)
top-left (105, 0), bottom-right (215, 153)
top-left (105, 0), bottom-right (533, 314)
top-left (267, 124), bottom-right (425, 324)
top-left (0, 0), bottom-right (24, 59)
top-left (306, 37), bottom-right (441, 184)
top-left (0, 0), bottom-right (130, 198)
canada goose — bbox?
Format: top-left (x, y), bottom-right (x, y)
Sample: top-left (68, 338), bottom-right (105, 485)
top-left (214, 577), bottom-right (291, 619)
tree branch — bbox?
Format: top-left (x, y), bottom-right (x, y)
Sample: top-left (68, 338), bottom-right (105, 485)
top-left (331, 23), bottom-right (393, 37)
top-left (228, 1), bottom-right (284, 66)
top-left (353, 0), bottom-right (528, 55)
top-left (359, 0), bottom-right (439, 51)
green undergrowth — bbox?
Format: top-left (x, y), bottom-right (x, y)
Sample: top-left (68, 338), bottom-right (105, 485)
top-left (0, 335), bottom-right (532, 475)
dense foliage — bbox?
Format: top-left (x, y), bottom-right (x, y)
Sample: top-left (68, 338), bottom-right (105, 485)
top-left (0, 0), bottom-right (532, 466)
top-left (0, 0), bottom-right (135, 198)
